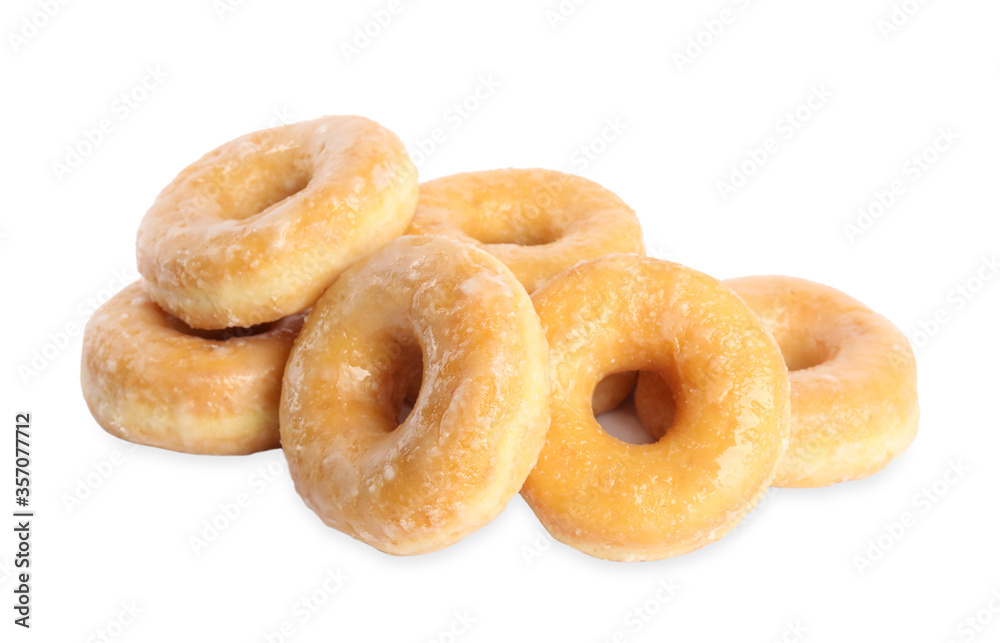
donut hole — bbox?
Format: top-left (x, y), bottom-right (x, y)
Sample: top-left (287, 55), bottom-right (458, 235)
top-left (779, 337), bottom-right (833, 372)
top-left (346, 319), bottom-right (426, 435)
top-left (217, 154), bottom-right (312, 221)
top-left (392, 348), bottom-right (424, 427)
top-left (633, 372), bottom-right (679, 439)
top-left (593, 372), bottom-right (655, 446)
top-left (244, 171), bottom-right (311, 220)
top-left (595, 398), bottom-right (656, 446)
top-left (166, 315), bottom-right (272, 340)
top-left (396, 399), bottom-right (415, 425)
top-left (591, 370), bottom-right (637, 415)
top-left (460, 202), bottom-right (563, 247)
top-left (475, 221), bottom-right (560, 247)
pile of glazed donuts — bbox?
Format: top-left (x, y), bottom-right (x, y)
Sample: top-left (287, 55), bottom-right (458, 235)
top-left (81, 116), bottom-right (919, 561)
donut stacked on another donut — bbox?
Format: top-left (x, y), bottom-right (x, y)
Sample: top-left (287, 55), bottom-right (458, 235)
top-left (82, 116), bottom-right (419, 455)
top-left (407, 168), bottom-right (645, 415)
top-left (138, 115), bottom-right (419, 330)
top-left (80, 115), bottom-right (920, 561)
top-left (407, 168), bottom-right (645, 293)
top-left (521, 255), bottom-right (790, 561)
top-left (280, 235), bottom-right (550, 554)
top-left (634, 276), bottom-right (919, 488)
top-left (82, 283), bottom-right (305, 455)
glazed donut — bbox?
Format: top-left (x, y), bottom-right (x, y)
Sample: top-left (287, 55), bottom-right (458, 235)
top-left (521, 255), bottom-right (789, 562)
top-left (81, 281), bottom-right (303, 455)
top-left (137, 115), bottom-right (418, 329)
top-left (280, 235), bottom-right (550, 555)
top-left (406, 168), bottom-right (644, 293)
top-left (636, 276), bottom-right (919, 487)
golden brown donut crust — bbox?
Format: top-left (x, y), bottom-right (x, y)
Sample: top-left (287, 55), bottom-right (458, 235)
top-left (280, 235), bottom-right (550, 555)
top-left (406, 168), bottom-right (644, 293)
top-left (137, 115), bottom-right (418, 329)
top-left (637, 276), bottom-right (919, 488)
top-left (81, 282), bottom-right (303, 455)
top-left (522, 255), bottom-right (790, 561)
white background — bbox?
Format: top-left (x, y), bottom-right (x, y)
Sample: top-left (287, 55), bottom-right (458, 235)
top-left (2, 0), bottom-right (999, 641)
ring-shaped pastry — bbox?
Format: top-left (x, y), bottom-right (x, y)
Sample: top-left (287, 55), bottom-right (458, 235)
top-left (137, 115), bottom-right (418, 329)
top-left (522, 255), bottom-right (789, 561)
top-left (280, 235), bottom-right (550, 555)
